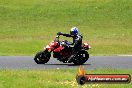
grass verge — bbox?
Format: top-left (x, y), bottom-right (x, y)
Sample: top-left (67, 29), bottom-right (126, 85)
top-left (0, 69), bottom-right (132, 88)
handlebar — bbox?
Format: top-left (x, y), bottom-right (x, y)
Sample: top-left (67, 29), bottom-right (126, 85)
top-left (54, 35), bottom-right (60, 43)
top-left (54, 35), bottom-right (73, 47)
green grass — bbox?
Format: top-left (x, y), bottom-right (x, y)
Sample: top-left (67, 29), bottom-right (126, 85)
top-left (0, 69), bottom-right (132, 88)
top-left (0, 0), bottom-right (132, 55)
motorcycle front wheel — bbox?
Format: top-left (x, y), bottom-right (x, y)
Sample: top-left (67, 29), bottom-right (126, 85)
top-left (34, 51), bottom-right (51, 64)
top-left (73, 50), bottom-right (89, 65)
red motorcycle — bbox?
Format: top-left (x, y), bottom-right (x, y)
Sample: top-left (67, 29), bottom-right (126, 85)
top-left (34, 35), bottom-right (91, 65)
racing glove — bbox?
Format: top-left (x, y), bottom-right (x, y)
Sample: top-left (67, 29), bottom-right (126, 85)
top-left (57, 32), bottom-right (63, 35)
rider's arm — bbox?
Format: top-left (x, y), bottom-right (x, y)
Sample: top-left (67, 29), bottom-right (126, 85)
top-left (57, 32), bottom-right (74, 37)
top-left (62, 34), bottom-right (74, 37)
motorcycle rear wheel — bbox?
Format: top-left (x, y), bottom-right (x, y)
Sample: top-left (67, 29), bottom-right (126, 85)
top-left (73, 50), bottom-right (89, 65)
top-left (34, 51), bottom-right (51, 64)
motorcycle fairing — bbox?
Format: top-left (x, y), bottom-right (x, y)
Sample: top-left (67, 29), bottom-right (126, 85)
top-left (54, 45), bottom-right (64, 52)
top-left (46, 41), bottom-right (58, 50)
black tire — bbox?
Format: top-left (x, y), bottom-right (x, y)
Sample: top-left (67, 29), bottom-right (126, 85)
top-left (73, 51), bottom-right (89, 65)
top-left (34, 51), bottom-right (51, 64)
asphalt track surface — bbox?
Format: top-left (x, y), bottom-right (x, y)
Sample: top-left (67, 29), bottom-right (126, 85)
top-left (0, 56), bottom-right (132, 69)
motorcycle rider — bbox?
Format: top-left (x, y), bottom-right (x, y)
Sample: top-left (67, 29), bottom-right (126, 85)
top-left (57, 27), bottom-right (83, 62)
